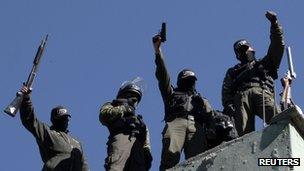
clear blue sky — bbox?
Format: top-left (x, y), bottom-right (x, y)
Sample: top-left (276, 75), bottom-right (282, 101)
top-left (1, 1), bottom-right (303, 170)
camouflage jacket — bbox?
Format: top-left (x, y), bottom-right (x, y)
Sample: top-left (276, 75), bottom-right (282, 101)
top-left (154, 52), bottom-right (213, 122)
top-left (222, 21), bottom-right (285, 108)
top-left (99, 102), bottom-right (151, 151)
top-left (20, 95), bottom-right (89, 171)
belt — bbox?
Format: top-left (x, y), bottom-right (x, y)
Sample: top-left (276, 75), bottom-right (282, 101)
top-left (237, 82), bottom-right (273, 92)
top-left (165, 113), bottom-right (195, 122)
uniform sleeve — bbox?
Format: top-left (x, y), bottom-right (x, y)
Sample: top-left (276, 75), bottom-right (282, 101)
top-left (99, 102), bottom-right (129, 126)
top-left (262, 21), bottom-right (285, 79)
top-left (221, 68), bottom-right (235, 108)
top-left (143, 127), bottom-right (151, 151)
top-left (142, 126), bottom-right (153, 170)
top-left (155, 52), bottom-right (173, 102)
top-left (19, 95), bottom-right (53, 145)
top-left (80, 144), bottom-right (89, 171)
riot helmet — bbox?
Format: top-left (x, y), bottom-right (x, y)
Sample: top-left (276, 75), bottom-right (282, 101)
top-left (116, 77), bottom-right (144, 103)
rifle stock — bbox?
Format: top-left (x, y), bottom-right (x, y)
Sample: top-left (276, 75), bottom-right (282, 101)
top-left (4, 93), bottom-right (24, 117)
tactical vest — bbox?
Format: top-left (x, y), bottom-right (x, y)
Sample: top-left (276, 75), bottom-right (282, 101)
top-left (108, 114), bottom-right (145, 137)
top-left (231, 60), bottom-right (274, 92)
top-left (165, 90), bottom-right (196, 121)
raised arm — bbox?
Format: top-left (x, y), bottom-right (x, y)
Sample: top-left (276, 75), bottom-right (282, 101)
top-left (153, 35), bottom-right (173, 102)
top-left (262, 11), bottom-right (285, 79)
top-left (221, 68), bottom-right (237, 115)
top-left (19, 86), bottom-right (53, 144)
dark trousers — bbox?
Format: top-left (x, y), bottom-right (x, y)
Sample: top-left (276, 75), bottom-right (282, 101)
top-left (233, 87), bottom-right (280, 136)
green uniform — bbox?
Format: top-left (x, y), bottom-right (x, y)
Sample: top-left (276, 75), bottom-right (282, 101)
top-left (99, 102), bottom-right (152, 171)
top-left (155, 52), bottom-right (213, 170)
top-left (222, 21), bottom-right (285, 136)
top-left (20, 95), bottom-right (89, 171)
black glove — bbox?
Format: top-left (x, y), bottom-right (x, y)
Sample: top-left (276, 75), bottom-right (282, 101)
top-left (223, 104), bottom-right (236, 116)
top-left (192, 93), bottom-right (204, 104)
top-left (265, 11), bottom-right (278, 24)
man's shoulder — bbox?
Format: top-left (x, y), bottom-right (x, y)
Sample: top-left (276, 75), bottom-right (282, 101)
top-left (225, 64), bottom-right (240, 74)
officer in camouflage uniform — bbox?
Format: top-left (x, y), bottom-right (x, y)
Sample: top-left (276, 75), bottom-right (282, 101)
top-left (19, 85), bottom-right (89, 171)
top-left (99, 81), bottom-right (152, 171)
top-left (222, 11), bottom-right (285, 136)
top-left (153, 35), bottom-right (213, 170)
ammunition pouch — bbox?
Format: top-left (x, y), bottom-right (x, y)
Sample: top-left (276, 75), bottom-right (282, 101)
top-left (232, 61), bottom-right (275, 93)
top-left (109, 115), bottom-right (146, 143)
top-left (165, 90), bottom-right (196, 122)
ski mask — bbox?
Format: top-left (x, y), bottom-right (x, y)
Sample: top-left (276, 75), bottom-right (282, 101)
top-left (177, 69), bottom-right (197, 92)
top-left (50, 106), bottom-right (71, 132)
top-left (234, 39), bottom-right (256, 64)
top-left (239, 50), bottom-right (256, 64)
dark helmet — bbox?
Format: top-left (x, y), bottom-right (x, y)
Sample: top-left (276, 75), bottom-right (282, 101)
top-left (177, 69), bottom-right (197, 82)
top-left (233, 39), bottom-right (251, 59)
top-left (177, 69), bottom-right (197, 88)
top-left (50, 106), bottom-right (71, 123)
top-left (116, 83), bottom-right (142, 102)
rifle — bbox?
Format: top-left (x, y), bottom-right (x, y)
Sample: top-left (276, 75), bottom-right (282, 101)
top-left (280, 46), bottom-right (296, 110)
top-left (4, 35), bottom-right (48, 117)
top-left (153, 22), bottom-right (166, 43)
top-left (286, 46), bottom-right (296, 79)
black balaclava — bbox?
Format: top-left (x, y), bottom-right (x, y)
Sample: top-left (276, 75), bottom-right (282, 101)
top-left (177, 77), bottom-right (196, 92)
top-left (239, 50), bottom-right (256, 64)
top-left (50, 106), bottom-right (71, 132)
top-left (177, 69), bottom-right (197, 92)
top-left (52, 116), bottom-right (69, 132)
top-left (234, 39), bottom-right (256, 64)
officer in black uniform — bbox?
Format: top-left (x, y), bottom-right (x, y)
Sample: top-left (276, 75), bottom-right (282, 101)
top-left (19, 85), bottom-right (89, 171)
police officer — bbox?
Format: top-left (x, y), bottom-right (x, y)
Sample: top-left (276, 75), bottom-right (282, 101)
top-left (222, 11), bottom-right (285, 136)
top-left (19, 85), bottom-right (89, 171)
top-left (153, 35), bottom-right (213, 170)
top-left (99, 80), bottom-right (152, 171)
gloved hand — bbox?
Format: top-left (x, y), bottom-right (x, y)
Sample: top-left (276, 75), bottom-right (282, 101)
top-left (265, 11), bottom-right (278, 24)
top-left (19, 84), bottom-right (32, 100)
top-left (192, 93), bottom-right (204, 104)
top-left (20, 84), bottom-right (32, 95)
top-left (223, 104), bottom-right (236, 116)
top-left (112, 99), bottom-right (135, 116)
